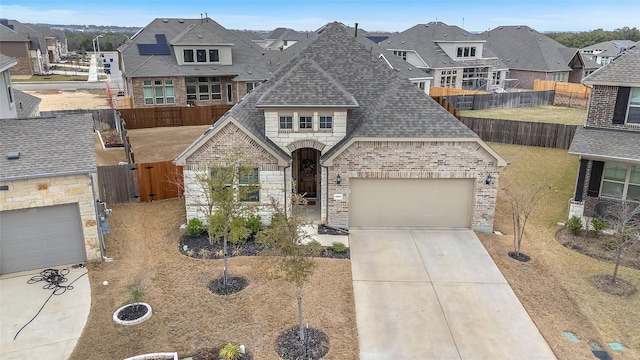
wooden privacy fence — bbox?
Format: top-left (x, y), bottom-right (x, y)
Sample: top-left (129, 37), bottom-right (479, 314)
top-left (437, 90), bottom-right (555, 110)
top-left (118, 104), bottom-right (233, 129)
top-left (534, 79), bottom-right (590, 109)
top-left (40, 109), bottom-right (117, 130)
top-left (460, 116), bottom-right (577, 149)
top-left (431, 96), bottom-right (461, 119)
top-left (97, 161), bottom-right (184, 204)
top-left (429, 87), bottom-right (488, 97)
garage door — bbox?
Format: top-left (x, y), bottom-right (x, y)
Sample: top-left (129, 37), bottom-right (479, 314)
top-left (349, 178), bottom-right (474, 228)
top-left (0, 203), bottom-right (87, 274)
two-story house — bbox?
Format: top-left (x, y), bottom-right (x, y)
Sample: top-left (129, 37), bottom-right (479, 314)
top-left (0, 19), bottom-right (54, 74)
top-left (568, 43), bottom-right (640, 222)
top-left (381, 22), bottom-right (508, 91)
top-left (119, 17), bottom-right (270, 108)
top-left (253, 27), bottom-right (306, 51)
top-left (0, 23), bottom-right (36, 76)
top-left (174, 22), bottom-right (506, 232)
top-left (580, 40), bottom-right (635, 66)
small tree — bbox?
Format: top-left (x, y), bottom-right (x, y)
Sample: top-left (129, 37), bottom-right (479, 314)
top-left (603, 200), bottom-right (640, 283)
top-left (501, 183), bottom-right (549, 258)
top-left (199, 148), bottom-right (259, 286)
top-left (258, 194), bottom-right (320, 341)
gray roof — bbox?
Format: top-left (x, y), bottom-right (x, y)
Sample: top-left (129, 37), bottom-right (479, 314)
top-left (569, 127), bottom-right (640, 164)
top-left (13, 89), bottom-right (41, 118)
top-left (481, 25), bottom-right (575, 72)
top-left (0, 23), bottom-right (28, 42)
top-left (121, 18), bottom-right (268, 79)
top-left (267, 27), bottom-right (303, 41)
top-left (583, 43), bottom-right (640, 86)
top-left (0, 114), bottom-right (96, 180)
top-left (2, 20), bottom-right (47, 54)
top-left (182, 22), bottom-right (477, 163)
top-left (0, 53), bottom-right (17, 71)
top-left (581, 40), bottom-right (635, 57)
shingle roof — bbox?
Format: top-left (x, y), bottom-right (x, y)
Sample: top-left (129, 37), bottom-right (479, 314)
top-left (0, 53), bottom-right (17, 71)
top-left (569, 127), bottom-right (640, 164)
top-left (481, 25), bottom-right (575, 72)
top-left (3, 20), bottom-right (47, 54)
top-left (13, 89), bottom-right (41, 118)
top-left (583, 43), bottom-right (640, 86)
top-left (0, 114), bottom-right (96, 180)
top-left (581, 40), bottom-right (635, 57)
top-left (267, 28), bottom-right (303, 40)
top-left (121, 18), bottom-right (267, 79)
top-left (0, 23), bottom-right (28, 42)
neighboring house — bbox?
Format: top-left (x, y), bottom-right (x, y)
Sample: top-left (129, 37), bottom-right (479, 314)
top-left (254, 27), bottom-right (306, 51)
top-left (0, 114), bottom-right (102, 274)
top-left (382, 22), bottom-right (508, 91)
top-left (13, 89), bottom-right (41, 118)
top-left (0, 24), bottom-right (34, 76)
top-left (174, 22), bottom-right (507, 232)
top-left (0, 19), bottom-right (52, 74)
top-left (480, 25), bottom-right (599, 89)
top-left (0, 54), bottom-right (18, 118)
top-left (119, 17), bottom-right (271, 108)
top-left (580, 40), bottom-right (635, 66)
top-left (568, 43), bottom-right (640, 222)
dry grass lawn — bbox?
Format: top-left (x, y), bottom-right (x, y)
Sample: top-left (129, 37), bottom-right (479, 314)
top-left (70, 199), bottom-right (358, 360)
top-left (460, 105), bottom-right (587, 125)
top-left (479, 143), bottom-right (640, 359)
top-left (25, 89), bottom-right (109, 111)
top-left (127, 125), bottom-right (210, 163)
top-left (94, 133), bottom-right (127, 166)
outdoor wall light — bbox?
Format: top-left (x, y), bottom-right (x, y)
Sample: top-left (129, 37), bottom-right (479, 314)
top-left (336, 173), bottom-right (342, 184)
top-left (485, 174), bottom-right (493, 185)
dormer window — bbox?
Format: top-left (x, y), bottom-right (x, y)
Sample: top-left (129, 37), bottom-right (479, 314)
top-left (209, 49), bottom-right (219, 62)
top-left (457, 46), bottom-right (476, 58)
top-left (279, 116), bottom-right (293, 130)
top-left (196, 49), bottom-right (207, 62)
top-left (299, 116), bottom-right (313, 129)
top-left (320, 116), bottom-right (332, 129)
top-left (182, 48), bottom-right (221, 64)
top-left (184, 49), bottom-right (194, 62)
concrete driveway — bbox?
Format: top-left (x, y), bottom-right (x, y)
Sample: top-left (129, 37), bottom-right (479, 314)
top-left (0, 266), bottom-right (91, 360)
top-left (350, 229), bottom-right (556, 360)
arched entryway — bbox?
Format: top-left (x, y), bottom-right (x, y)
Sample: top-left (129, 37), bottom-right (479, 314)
top-left (292, 147), bottom-right (321, 200)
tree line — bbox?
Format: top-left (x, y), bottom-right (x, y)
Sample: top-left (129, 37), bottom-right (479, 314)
top-left (65, 32), bottom-right (135, 52)
top-left (547, 27), bottom-right (640, 48)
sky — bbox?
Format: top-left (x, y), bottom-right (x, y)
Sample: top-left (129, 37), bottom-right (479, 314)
top-left (1, 0), bottom-right (638, 33)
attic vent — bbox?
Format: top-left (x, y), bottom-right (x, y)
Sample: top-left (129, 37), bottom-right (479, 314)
top-left (178, 19), bottom-right (184, 23)
top-left (401, 41), bottom-right (405, 44)
top-left (425, 24), bottom-right (429, 28)
top-left (499, 26), bottom-right (504, 29)
top-left (198, 34), bottom-right (203, 38)
top-left (517, 26), bottom-right (521, 29)
top-left (538, 38), bottom-right (542, 41)
top-left (444, 33), bottom-right (447, 37)
top-left (7, 151), bottom-right (20, 160)
top-left (162, 19), bottom-right (169, 23)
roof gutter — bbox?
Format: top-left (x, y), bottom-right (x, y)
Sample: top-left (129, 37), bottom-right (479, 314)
top-left (0, 168), bottom-right (97, 182)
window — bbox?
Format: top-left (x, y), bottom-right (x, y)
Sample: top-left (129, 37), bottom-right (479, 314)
top-left (183, 49), bottom-right (194, 63)
top-left (209, 167), bottom-right (260, 202)
top-left (601, 162), bottom-right (640, 201)
top-left (393, 50), bottom-right (407, 60)
top-left (627, 88), bottom-right (640, 124)
top-left (492, 71), bottom-right (502, 85)
top-left (601, 57), bottom-right (610, 65)
top-left (186, 77), bottom-right (222, 101)
top-left (299, 116), bottom-right (312, 129)
top-left (227, 83), bottom-right (233, 103)
top-left (279, 116), bottom-right (293, 130)
top-left (246, 82), bottom-right (260, 93)
top-left (196, 49), bottom-right (207, 62)
top-left (319, 116), bottom-right (332, 129)
top-left (456, 46), bottom-right (477, 58)
top-left (143, 79), bottom-right (175, 105)
top-left (3, 71), bottom-right (13, 107)
top-left (209, 49), bottom-right (219, 62)
top-left (440, 70), bottom-right (458, 88)
top-left (239, 168), bottom-right (260, 202)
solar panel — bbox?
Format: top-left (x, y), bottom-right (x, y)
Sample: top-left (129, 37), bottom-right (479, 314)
top-left (137, 34), bottom-right (171, 55)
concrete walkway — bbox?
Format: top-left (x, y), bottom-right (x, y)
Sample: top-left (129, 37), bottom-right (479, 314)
top-left (350, 229), bottom-right (556, 360)
top-left (0, 266), bottom-right (91, 360)
top-left (87, 54), bottom-right (98, 82)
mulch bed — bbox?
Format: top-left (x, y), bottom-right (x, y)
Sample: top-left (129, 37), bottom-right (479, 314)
top-left (508, 251), bottom-right (531, 262)
top-left (590, 275), bottom-right (638, 297)
top-left (209, 276), bottom-right (248, 295)
top-left (556, 228), bottom-right (640, 270)
top-left (275, 327), bottom-right (330, 360)
top-left (116, 304), bottom-right (148, 321)
top-left (189, 347), bottom-right (253, 360)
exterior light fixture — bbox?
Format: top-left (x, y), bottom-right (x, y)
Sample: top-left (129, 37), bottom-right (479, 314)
top-left (336, 173), bottom-right (342, 184)
top-left (485, 174), bottom-right (493, 185)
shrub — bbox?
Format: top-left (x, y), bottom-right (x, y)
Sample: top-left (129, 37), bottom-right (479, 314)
top-left (230, 217), bottom-right (252, 244)
top-left (246, 214), bottom-right (262, 234)
top-left (590, 218), bottom-right (607, 237)
top-left (331, 241), bottom-right (347, 253)
top-left (566, 216), bottom-right (583, 235)
top-left (186, 218), bottom-right (205, 237)
top-left (601, 238), bottom-right (618, 251)
top-left (198, 248), bottom-right (211, 259)
top-left (219, 342), bottom-right (242, 360)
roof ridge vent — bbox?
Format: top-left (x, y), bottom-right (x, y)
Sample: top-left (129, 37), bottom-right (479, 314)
top-left (7, 151), bottom-right (20, 160)
top-left (178, 19), bottom-right (184, 23)
top-left (162, 19), bottom-right (169, 23)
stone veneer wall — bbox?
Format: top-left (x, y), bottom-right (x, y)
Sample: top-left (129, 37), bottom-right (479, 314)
top-left (326, 140), bottom-right (500, 232)
top-left (0, 174), bottom-right (101, 261)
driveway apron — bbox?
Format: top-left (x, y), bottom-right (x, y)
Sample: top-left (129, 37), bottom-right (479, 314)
top-left (350, 229), bottom-right (556, 360)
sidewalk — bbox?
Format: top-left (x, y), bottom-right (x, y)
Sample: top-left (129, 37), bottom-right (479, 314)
top-left (88, 54), bottom-right (98, 82)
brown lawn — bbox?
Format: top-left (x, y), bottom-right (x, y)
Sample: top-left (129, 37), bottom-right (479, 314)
top-left (460, 105), bottom-right (587, 125)
top-left (480, 143), bottom-right (640, 359)
top-left (70, 199), bottom-right (358, 360)
top-left (25, 89), bottom-right (109, 111)
top-left (127, 125), bottom-right (210, 163)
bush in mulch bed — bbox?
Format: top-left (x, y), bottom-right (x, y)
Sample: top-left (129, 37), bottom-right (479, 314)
top-left (556, 228), bottom-right (640, 270)
top-left (189, 346), bottom-right (253, 360)
top-left (209, 276), bottom-right (249, 295)
top-left (508, 251), bottom-right (531, 262)
top-left (276, 327), bottom-right (329, 360)
top-left (590, 275), bottom-right (637, 297)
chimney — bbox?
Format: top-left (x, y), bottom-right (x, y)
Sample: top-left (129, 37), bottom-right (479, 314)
top-left (354, 23), bottom-right (358, 37)
top-left (205, 13), bottom-right (208, 21)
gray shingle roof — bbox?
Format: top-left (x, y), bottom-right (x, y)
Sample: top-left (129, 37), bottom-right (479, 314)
top-left (0, 53), bottom-right (17, 71)
top-left (583, 43), bottom-right (640, 86)
top-left (0, 114), bottom-right (96, 180)
top-left (4, 20), bottom-right (47, 54)
top-left (13, 89), bottom-right (41, 118)
top-left (0, 23), bottom-right (28, 42)
top-left (267, 28), bottom-right (303, 41)
top-left (581, 40), bottom-right (635, 57)
top-left (569, 127), bottom-right (640, 164)
top-left (170, 22), bottom-right (235, 45)
top-left (481, 25), bottom-right (575, 72)
top-left (256, 59), bottom-right (359, 108)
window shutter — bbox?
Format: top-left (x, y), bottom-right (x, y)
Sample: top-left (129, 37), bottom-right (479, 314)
top-left (574, 159), bottom-right (588, 202)
top-left (587, 161), bottom-right (604, 197)
top-left (612, 87), bottom-right (630, 124)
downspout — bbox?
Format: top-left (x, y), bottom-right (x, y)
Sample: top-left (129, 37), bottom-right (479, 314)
top-left (89, 173), bottom-right (105, 259)
top-left (283, 162), bottom-right (291, 218)
top-left (322, 164), bottom-right (329, 225)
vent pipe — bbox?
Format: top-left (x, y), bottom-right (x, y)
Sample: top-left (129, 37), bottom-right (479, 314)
top-left (354, 23), bottom-right (358, 37)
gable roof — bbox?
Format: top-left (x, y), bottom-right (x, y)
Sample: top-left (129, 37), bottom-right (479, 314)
top-left (0, 23), bottom-right (28, 43)
top-left (170, 22), bottom-right (235, 45)
top-left (256, 59), bottom-right (359, 108)
top-left (176, 22), bottom-right (490, 166)
top-left (0, 114), bottom-right (96, 181)
top-left (481, 25), bottom-right (575, 72)
top-left (0, 53), bottom-right (17, 72)
top-left (581, 40), bottom-right (635, 57)
top-left (13, 89), bottom-right (41, 118)
top-left (583, 43), bottom-right (640, 86)
top-left (569, 127), bottom-right (640, 164)
top-left (267, 27), bottom-right (303, 41)
top-left (1, 20), bottom-right (47, 54)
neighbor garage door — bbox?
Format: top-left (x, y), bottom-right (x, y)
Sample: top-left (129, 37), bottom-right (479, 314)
top-left (0, 203), bottom-right (87, 274)
top-left (349, 178), bottom-right (474, 228)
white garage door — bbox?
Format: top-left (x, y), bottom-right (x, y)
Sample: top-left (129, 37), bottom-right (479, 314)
top-left (349, 178), bottom-right (474, 228)
top-left (0, 203), bottom-right (87, 274)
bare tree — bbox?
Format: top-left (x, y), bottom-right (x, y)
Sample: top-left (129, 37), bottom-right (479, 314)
top-left (501, 183), bottom-right (549, 258)
top-left (603, 200), bottom-right (640, 283)
top-left (258, 194), bottom-right (320, 341)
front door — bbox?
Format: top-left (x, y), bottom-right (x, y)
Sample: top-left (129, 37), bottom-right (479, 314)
top-left (296, 148), bottom-right (318, 198)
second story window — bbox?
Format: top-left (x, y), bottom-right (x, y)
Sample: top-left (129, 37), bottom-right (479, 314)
top-left (456, 46), bottom-right (476, 58)
top-left (299, 116), bottom-right (312, 129)
top-left (393, 50), bottom-right (407, 60)
top-left (627, 88), bottom-right (640, 124)
top-left (209, 49), bottom-right (219, 62)
top-left (196, 49), bottom-right (207, 62)
top-left (184, 49), bottom-right (194, 63)
top-left (279, 116), bottom-right (293, 130)
top-left (319, 116), bottom-right (332, 129)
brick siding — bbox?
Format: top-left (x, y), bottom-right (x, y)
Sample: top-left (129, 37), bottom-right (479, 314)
top-left (586, 85), bottom-right (640, 132)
